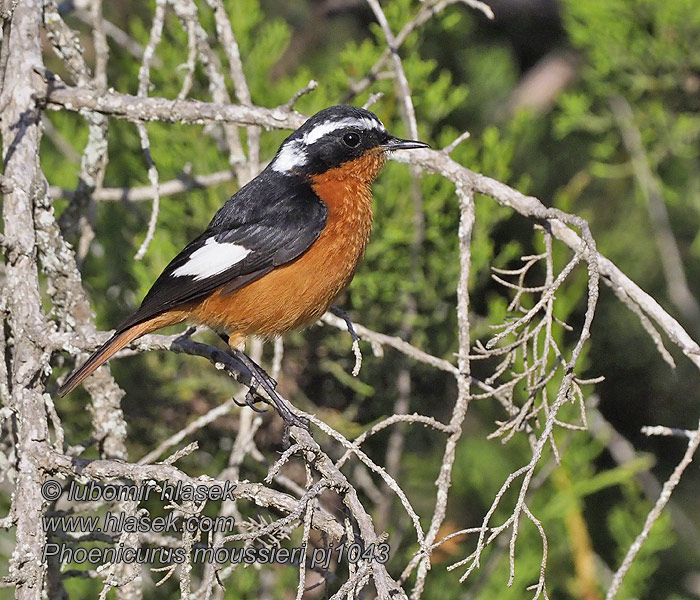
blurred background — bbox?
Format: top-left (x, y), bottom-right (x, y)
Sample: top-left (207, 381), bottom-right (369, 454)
top-left (12, 0), bottom-right (700, 597)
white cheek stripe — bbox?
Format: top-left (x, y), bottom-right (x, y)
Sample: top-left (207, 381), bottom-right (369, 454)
top-left (172, 238), bottom-right (252, 280)
top-left (271, 139), bottom-right (307, 173)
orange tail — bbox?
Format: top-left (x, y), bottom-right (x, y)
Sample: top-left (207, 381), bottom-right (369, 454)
top-left (58, 320), bottom-right (157, 397)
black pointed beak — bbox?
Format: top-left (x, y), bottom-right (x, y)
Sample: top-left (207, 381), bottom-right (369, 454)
top-left (381, 136), bottom-right (430, 151)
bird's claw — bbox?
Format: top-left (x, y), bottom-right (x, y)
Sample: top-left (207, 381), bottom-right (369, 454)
top-left (233, 389), bottom-right (269, 413)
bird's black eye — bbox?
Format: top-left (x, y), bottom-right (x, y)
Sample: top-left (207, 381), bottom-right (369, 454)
top-left (343, 131), bottom-right (361, 147)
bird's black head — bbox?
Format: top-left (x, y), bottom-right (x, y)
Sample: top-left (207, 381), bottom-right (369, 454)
top-left (270, 105), bottom-right (429, 178)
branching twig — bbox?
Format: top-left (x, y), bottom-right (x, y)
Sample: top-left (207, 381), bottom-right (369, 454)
top-left (344, 0), bottom-right (493, 103)
top-left (392, 149), bottom-right (700, 369)
top-left (281, 79), bottom-right (319, 111)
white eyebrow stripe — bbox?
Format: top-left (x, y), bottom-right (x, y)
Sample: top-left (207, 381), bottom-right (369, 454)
top-left (271, 140), bottom-right (308, 173)
top-left (302, 117), bottom-right (385, 145)
top-left (270, 114), bottom-right (386, 174)
top-left (172, 238), bottom-right (252, 280)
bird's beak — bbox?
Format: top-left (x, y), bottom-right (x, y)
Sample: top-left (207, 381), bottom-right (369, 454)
top-left (381, 136), bottom-right (430, 151)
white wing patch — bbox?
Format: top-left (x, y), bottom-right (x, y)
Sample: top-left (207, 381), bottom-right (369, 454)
top-left (271, 139), bottom-right (308, 173)
top-left (172, 238), bottom-right (252, 280)
top-left (303, 117), bottom-right (385, 145)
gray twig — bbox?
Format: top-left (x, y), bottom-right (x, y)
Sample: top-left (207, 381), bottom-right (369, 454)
top-left (606, 419), bottom-right (700, 598)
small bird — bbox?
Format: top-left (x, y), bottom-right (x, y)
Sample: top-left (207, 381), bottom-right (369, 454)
top-left (58, 105), bottom-right (428, 423)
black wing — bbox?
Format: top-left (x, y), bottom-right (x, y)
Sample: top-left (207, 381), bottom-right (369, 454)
top-left (117, 171), bottom-right (327, 332)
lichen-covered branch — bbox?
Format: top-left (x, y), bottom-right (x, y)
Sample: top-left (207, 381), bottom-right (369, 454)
top-left (42, 82), bottom-right (306, 129)
top-left (1, 2), bottom-right (52, 596)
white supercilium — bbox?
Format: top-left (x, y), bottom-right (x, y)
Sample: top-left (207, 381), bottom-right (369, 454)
top-left (302, 117), bottom-right (385, 145)
top-left (271, 117), bottom-right (386, 174)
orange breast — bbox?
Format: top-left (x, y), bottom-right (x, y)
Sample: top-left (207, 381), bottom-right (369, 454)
top-left (188, 152), bottom-right (384, 337)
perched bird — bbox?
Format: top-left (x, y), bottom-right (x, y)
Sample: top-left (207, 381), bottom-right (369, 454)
top-left (58, 105), bottom-right (428, 423)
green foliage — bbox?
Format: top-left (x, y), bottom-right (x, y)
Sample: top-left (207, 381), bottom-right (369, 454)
top-left (557, 0), bottom-right (700, 259)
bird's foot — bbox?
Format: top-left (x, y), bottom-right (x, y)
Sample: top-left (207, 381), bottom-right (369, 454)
top-left (223, 343), bottom-right (309, 446)
top-left (233, 389), bottom-right (268, 413)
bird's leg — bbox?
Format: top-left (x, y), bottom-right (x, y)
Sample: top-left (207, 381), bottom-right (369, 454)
top-left (339, 503), bottom-right (366, 553)
top-left (330, 306), bottom-right (363, 376)
top-left (219, 332), bottom-right (278, 391)
top-left (218, 333), bottom-right (309, 438)
top-left (230, 348), bottom-right (309, 435)
top-left (330, 306), bottom-right (360, 346)
top-left (215, 332), bottom-right (268, 412)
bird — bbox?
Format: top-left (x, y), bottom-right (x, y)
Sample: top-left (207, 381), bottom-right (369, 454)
top-left (58, 105), bottom-right (429, 425)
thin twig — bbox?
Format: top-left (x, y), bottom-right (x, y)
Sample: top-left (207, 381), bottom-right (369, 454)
top-left (281, 79), bottom-right (319, 111)
top-left (606, 419), bottom-right (700, 599)
top-left (641, 425), bottom-right (696, 439)
top-left (132, 0), bottom-right (166, 260)
top-left (442, 130), bottom-right (471, 155)
top-left (610, 96), bottom-right (700, 335)
top-left (50, 169), bottom-right (236, 202)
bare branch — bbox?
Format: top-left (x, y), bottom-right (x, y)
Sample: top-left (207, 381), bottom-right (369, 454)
top-left (1, 2), bottom-right (52, 595)
top-left (90, 0), bottom-right (109, 88)
top-left (442, 130), bottom-right (471, 155)
top-left (641, 425), bottom-right (696, 439)
top-left (365, 0), bottom-right (418, 139)
top-left (281, 79), bottom-right (319, 111)
top-left (345, 0), bottom-right (492, 103)
top-left (204, 0), bottom-right (261, 179)
top-left (410, 184), bottom-right (475, 599)
top-left (320, 312), bottom-right (459, 375)
top-left (42, 84), bottom-right (307, 129)
top-left (131, 0), bottom-right (166, 260)
top-left (392, 149), bottom-right (700, 369)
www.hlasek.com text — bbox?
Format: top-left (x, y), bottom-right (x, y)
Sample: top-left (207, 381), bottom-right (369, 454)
top-left (43, 511), bottom-right (236, 535)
